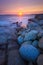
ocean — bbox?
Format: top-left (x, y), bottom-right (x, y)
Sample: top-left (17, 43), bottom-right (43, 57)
top-left (0, 15), bottom-right (35, 26)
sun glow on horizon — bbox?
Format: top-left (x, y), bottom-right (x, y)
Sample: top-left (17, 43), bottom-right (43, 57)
top-left (18, 11), bottom-right (23, 16)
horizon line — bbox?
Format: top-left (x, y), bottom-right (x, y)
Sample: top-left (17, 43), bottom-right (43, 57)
top-left (0, 13), bottom-right (43, 16)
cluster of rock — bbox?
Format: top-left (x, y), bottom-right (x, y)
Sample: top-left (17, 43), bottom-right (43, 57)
top-left (18, 14), bottom-right (43, 65)
top-left (0, 14), bottom-right (43, 65)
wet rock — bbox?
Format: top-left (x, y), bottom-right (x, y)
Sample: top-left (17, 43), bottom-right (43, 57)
top-left (37, 31), bottom-right (43, 38)
top-left (18, 31), bottom-right (22, 36)
top-left (22, 41), bottom-right (32, 45)
top-left (19, 44), bottom-right (40, 62)
top-left (18, 36), bottom-right (24, 45)
top-left (37, 54), bottom-right (43, 65)
top-left (38, 20), bottom-right (43, 26)
top-left (27, 21), bottom-right (39, 30)
top-left (28, 18), bottom-right (35, 22)
top-left (35, 14), bottom-right (43, 20)
top-left (21, 31), bottom-right (26, 36)
top-left (38, 37), bottom-right (43, 49)
top-left (25, 29), bottom-right (30, 33)
top-left (32, 40), bottom-right (38, 48)
top-left (24, 30), bottom-right (38, 41)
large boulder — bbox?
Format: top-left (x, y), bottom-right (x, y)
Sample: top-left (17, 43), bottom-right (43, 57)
top-left (19, 44), bottom-right (40, 62)
top-left (24, 30), bottom-right (38, 41)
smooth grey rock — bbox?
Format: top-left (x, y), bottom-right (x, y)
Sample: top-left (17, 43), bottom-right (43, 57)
top-left (19, 44), bottom-right (40, 62)
top-left (32, 40), bottom-right (38, 48)
top-left (18, 36), bottom-right (24, 45)
top-left (24, 30), bottom-right (38, 41)
top-left (37, 54), bottom-right (43, 65)
top-left (38, 20), bottom-right (43, 26)
top-left (25, 29), bottom-right (30, 33)
top-left (27, 22), bottom-right (39, 29)
top-left (37, 32), bottom-right (43, 38)
top-left (38, 30), bottom-right (43, 38)
top-left (22, 41), bottom-right (32, 45)
top-left (21, 31), bottom-right (26, 37)
top-left (18, 31), bottom-right (22, 36)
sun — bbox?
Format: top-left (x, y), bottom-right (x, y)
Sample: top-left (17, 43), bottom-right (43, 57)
top-left (18, 11), bottom-right (23, 16)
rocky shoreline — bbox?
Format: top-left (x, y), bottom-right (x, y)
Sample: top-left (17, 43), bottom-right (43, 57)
top-left (0, 14), bottom-right (43, 65)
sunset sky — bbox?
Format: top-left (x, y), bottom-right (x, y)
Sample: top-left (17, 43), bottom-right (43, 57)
top-left (0, 0), bottom-right (43, 15)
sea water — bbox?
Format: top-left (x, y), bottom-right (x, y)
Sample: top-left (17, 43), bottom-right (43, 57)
top-left (0, 15), bottom-right (35, 26)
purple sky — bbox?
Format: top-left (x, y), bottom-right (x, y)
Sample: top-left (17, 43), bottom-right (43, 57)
top-left (0, 0), bottom-right (43, 14)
